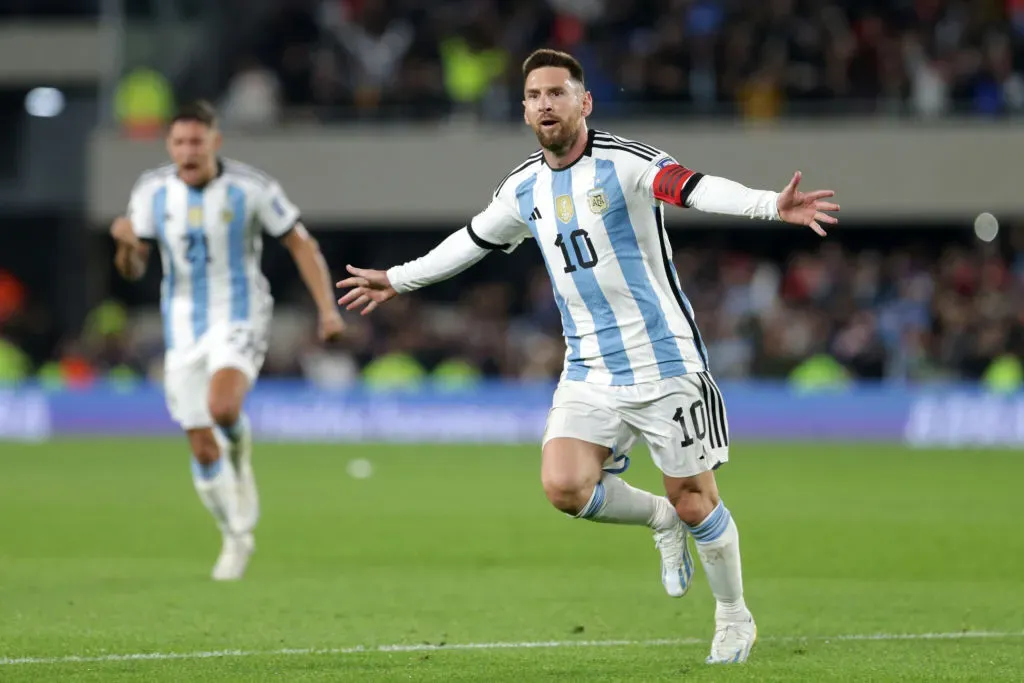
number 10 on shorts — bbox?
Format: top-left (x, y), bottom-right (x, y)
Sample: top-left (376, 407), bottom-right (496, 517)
top-left (672, 399), bottom-right (707, 448)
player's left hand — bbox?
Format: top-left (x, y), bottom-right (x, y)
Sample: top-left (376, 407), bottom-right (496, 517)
top-left (336, 265), bottom-right (398, 316)
top-left (776, 171), bottom-right (839, 236)
top-left (318, 309), bottom-right (346, 342)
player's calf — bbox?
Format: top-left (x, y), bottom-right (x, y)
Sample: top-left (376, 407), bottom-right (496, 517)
top-left (207, 369), bottom-right (258, 534)
top-left (187, 427), bottom-right (244, 536)
top-left (665, 472), bottom-right (754, 662)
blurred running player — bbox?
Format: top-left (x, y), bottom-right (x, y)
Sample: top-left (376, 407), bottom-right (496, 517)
top-left (111, 101), bottom-right (344, 580)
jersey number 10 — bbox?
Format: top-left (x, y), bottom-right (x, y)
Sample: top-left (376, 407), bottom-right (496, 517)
top-left (554, 229), bottom-right (599, 273)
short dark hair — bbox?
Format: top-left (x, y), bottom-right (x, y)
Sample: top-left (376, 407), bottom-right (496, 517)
top-left (522, 49), bottom-right (585, 86)
top-left (170, 100), bottom-right (217, 128)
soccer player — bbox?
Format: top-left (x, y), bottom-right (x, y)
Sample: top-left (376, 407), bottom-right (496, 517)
top-left (111, 101), bottom-right (345, 580)
top-left (337, 50), bottom-right (839, 663)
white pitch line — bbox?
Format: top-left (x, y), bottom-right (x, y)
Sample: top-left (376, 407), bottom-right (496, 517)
top-left (1, 631), bottom-right (1022, 666)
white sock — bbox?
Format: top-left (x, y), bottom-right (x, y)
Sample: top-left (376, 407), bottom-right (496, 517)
top-left (576, 473), bottom-right (677, 531)
top-left (686, 501), bottom-right (748, 622)
top-left (191, 454), bottom-right (243, 536)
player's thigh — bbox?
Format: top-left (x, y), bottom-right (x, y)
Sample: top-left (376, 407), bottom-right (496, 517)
top-left (164, 354), bottom-right (213, 430)
top-left (627, 372), bottom-right (731, 480)
top-left (206, 321), bottom-right (268, 389)
top-left (542, 380), bottom-right (626, 490)
top-left (208, 367), bottom-right (250, 423)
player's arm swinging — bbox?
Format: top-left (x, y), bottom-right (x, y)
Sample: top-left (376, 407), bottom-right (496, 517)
top-left (280, 223), bottom-right (345, 341)
top-left (111, 215), bottom-right (150, 281)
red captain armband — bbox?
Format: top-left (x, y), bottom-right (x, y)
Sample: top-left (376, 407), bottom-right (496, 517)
top-left (652, 164), bottom-right (704, 207)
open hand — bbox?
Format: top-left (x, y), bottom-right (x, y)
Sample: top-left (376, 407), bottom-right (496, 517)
top-left (336, 265), bottom-right (397, 316)
top-left (777, 171), bottom-right (839, 236)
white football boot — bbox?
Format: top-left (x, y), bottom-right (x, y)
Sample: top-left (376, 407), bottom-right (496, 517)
top-left (706, 612), bottom-right (757, 664)
top-left (653, 516), bottom-right (695, 598)
top-left (212, 532), bottom-right (254, 581)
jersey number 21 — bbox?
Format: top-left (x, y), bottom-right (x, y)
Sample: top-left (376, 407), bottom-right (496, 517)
top-left (183, 232), bottom-right (211, 266)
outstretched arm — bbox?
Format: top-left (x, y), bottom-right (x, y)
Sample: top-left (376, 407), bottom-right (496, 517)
top-left (651, 164), bottom-right (839, 235)
top-left (338, 187), bottom-right (531, 315)
top-left (337, 226), bottom-right (492, 315)
top-left (281, 223), bottom-right (345, 341)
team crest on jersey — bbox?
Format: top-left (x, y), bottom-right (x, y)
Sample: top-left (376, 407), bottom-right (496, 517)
top-left (187, 206), bottom-right (204, 227)
top-left (555, 195), bottom-right (575, 223)
top-left (587, 188), bottom-right (609, 214)
top-left (221, 208), bottom-right (234, 224)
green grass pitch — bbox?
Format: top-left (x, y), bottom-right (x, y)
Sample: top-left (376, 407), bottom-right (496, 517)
top-left (1, 439), bottom-right (1022, 681)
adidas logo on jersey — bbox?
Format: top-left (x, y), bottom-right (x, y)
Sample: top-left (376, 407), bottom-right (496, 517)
top-left (528, 207), bottom-right (543, 221)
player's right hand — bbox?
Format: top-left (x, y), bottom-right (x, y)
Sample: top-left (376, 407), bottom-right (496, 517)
top-left (114, 242), bottom-right (146, 281)
top-left (109, 216), bottom-right (141, 249)
top-left (336, 265), bottom-right (397, 316)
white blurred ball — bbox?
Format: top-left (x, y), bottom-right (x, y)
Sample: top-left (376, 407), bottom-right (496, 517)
top-left (346, 458), bottom-right (373, 479)
top-left (974, 212), bottom-right (999, 242)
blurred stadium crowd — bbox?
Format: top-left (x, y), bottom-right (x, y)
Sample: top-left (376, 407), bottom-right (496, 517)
top-left (220, 0), bottom-right (1024, 124)
top-left (9, 0), bottom-right (1024, 124)
top-left (2, 231), bottom-right (1022, 389)
top-left (1, 0), bottom-right (1022, 391)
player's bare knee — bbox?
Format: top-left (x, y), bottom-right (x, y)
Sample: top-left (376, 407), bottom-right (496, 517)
top-left (540, 438), bottom-right (606, 515)
top-left (672, 490), bottom-right (717, 526)
top-left (665, 470), bottom-right (720, 525)
top-left (208, 396), bottom-right (241, 429)
top-left (541, 471), bottom-right (592, 515)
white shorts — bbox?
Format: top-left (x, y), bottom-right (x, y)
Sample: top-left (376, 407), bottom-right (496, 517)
top-left (164, 319), bottom-right (269, 430)
top-left (543, 372), bottom-right (730, 479)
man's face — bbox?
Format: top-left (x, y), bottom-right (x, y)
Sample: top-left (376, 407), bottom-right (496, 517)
top-left (523, 66), bottom-right (592, 155)
top-left (166, 119), bottom-right (221, 186)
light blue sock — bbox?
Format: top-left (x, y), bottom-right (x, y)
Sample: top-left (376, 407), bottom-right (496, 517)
top-left (191, 456), bottom-right (224, 481)
top-left (191, 454), bottom-right (240, 534)
top-left (575, 474), bottom-right (675, 529)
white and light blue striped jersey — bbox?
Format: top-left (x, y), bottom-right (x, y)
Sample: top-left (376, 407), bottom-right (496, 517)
top-left (126, 158), bottom-right (301, 350)
top-left (469, 129), bottom-right (708, 386)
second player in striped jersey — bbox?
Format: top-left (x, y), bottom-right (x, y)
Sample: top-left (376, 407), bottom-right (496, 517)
top-left (111, 101), bottom-right (345, 582)
top-left (337, 49), bottom-right (839, 665)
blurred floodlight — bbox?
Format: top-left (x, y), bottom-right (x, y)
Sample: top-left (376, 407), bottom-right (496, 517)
top-left (25, 87), bottom-right (65, 118)
top-left (973, 212), bottom-right (999, 243)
